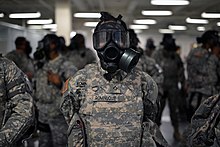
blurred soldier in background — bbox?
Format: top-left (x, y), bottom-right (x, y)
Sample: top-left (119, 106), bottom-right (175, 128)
top-left (145, 38), bottom-right (156, 57)
top-left (5, 37), bottom-right (34, 81)
top-left (0, 55), bottom-right (35, 146)
top-left (128, 29), bottom-right (164, 122)
top-left (59, 36), bottom-right (69, 57)
top-left (68, 33), bottom-right (97, 70)
top-left (61, 12), bottom-right (168, 147)
top-left (34, 34), bottom-right (77, 147)
top-left (152, 34), bottom-right (186, 141)
top-left (186, 30), bottom-right (220, 121)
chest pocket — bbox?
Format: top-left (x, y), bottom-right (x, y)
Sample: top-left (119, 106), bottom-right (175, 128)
top-left (79, 81), bottom-right (144, 146)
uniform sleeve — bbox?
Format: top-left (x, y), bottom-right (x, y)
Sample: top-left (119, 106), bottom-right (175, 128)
top-left (61, 61), bottom-right (78, 81)
top-left (60, 75), bottom-right (81, 125)
top-left (60, 75), bottom-right (85, 146)
top-left (207, 55), bottom-right (218, 90)
top-left (86, 48), bottom-right (97, 64)
top-left (0, 59), bottom-right (34, 145)
top-left (144, 57), bottom-right (164, 96)
top-left (188, 94), bottom-right (220, 147)
top-left (141, 73), bottom-right (159, 122)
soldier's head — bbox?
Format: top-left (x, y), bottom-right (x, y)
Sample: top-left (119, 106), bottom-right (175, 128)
top-left (15, 36), bottom-right (27, 52)
top-left (161, 34), bottom-right (176, 52)
top-left (198, 30), bottom-right (219, 49)
top-left (93, 12), bottom-right (139, 74)
top-left (128, 29), bottom-right (140, 49)
top-left (69, 34), bottom-right (86, 50)
top-left (42, 34), bottom-right (61, 60)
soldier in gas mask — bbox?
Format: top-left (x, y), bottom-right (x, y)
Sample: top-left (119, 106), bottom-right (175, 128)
top-left (33, 34), bottom-right (77, 147)
top-left (61, 12), bottom-right (168, 147)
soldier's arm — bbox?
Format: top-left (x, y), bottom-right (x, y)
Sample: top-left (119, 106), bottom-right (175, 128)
top-left (60, 74), bottom-right (85, 146)
top-left (60, 76), bottom-right (81, 125)
top-left (141, 73), bottom-right (159, 122)
top-left (86, 48), bottom-right (97, 64)
top-left (0, 59), bottom-right (34, 145)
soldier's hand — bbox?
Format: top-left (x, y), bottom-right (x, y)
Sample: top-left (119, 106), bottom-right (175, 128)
top-left (47, 70), bottom-right (62, 86)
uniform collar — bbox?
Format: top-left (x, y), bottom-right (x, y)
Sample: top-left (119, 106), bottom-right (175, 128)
top-left (97, 60), bottom-right (129, 82)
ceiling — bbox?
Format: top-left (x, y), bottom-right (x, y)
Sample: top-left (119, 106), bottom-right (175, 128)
top-left (0, 0), bottom-right (220, 36)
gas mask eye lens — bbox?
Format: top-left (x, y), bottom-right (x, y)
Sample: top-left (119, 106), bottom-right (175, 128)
top-left (93, 31), bottom-right (110, 50)
top-left (113, 31), bottom-right (129, 48)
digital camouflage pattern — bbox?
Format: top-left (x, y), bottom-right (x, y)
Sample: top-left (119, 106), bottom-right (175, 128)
top-left (0, 56), bottom-right (34, 146)
top-left (188, 94), bottom-right (220, 147)
top-left (187, 47), bottom-right (219, 96)
top-left (34, 55), bottom-right (77, 147)
top-left (137, 54), bottom-right (164, 96)
top-left (5, 50), bottom-right (35, 77)
top-left (61, 63), bottom-right (168, 147)
top-left (67, 48), bottom-right (97, 70)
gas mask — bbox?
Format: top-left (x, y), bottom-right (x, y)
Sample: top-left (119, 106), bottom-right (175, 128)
top-left (93, 13), bottom-right (140, 74)
top-left (34, 34), bottom-right (61, 68)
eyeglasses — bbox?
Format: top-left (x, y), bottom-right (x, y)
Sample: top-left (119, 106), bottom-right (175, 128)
top-left (93, 30), bottom-right (130, 50)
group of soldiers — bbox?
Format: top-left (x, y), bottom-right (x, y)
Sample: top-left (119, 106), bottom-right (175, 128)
top-left (0, 11), bottom-right (220, 147)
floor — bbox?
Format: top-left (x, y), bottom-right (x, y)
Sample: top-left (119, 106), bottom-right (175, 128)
top-left (160, 101), bottom-right (189, 147)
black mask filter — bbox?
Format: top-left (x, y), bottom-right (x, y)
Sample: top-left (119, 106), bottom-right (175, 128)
top-left (93, 12), bottom-right (139, 75)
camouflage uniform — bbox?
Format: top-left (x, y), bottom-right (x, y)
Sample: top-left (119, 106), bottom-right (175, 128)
top-left (67, 48), bottom-right (97, 70)
top-left (186, 47), bottom-right (219, 119)
top-left (187, 94), bottom-right (220, 147)
top-left (137, 54), bottom-right (164, 98)
top-left (137, 54), bottom-right (164, 125)
top-left (0, 56), bottom-right (34, 146)
top-left (5, 50), bottom-right (35, 79)
top-left (34, 55), bottom-right (77, 147)
top-left (152, 48), bottom-right (185, 128)
top-left (61, 63), bottom-right (168, 147)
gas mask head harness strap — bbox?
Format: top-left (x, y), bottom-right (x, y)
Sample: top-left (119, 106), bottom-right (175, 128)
top-left (93, 12), bottom-right (140, 79)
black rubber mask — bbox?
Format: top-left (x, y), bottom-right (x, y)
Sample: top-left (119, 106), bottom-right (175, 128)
top-left (93, 27), bottom-right (139, 74)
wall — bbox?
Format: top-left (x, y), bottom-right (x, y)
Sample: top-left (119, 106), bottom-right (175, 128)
top-left (0, 22), bottom-right (49, 57)
top-left (0, 21), bottom-right (199, 63)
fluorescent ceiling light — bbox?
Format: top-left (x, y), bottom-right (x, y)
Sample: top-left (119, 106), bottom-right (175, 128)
top-left (134, 29), bottom-right (143, 34)
top-left (70, 31), bottom-right (76, 38)
top-left (197, 26), bottom-right (205, 32)
top-left (50, 28), bottom-right (57, 32)
top-left (142, 10), bottom-right (172, 16)
top-left (74, 13), bottom-right (101, 18)
top-left (168, 25), bottom-right (187, 30)
top-left (84, 22), bottom-right (99, 27)
top-left (151, 0), bottom-right (189, 5)
top-left (27, 25), bottom-right (43, 30)
top-left (133, 19), bottom-right (156, 24)
top-left (42, 24), bottom-right (57, 29)
top-left (9, 12), bottom-right (41, 18)
top-left (201, 12), bottom-right (220, 18)
top-left (217, 22), bottom-right (220, 26)
top-left (27, 19), bottom-right (53, 25)
top-left (186, 17), bottom-right (209, 24)
top-left (159, 29), bottom-right (174, 34)
top-left (0, 13), bottom-right (4, 18)
top-left (129, 25), bottom-right (149, 29)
